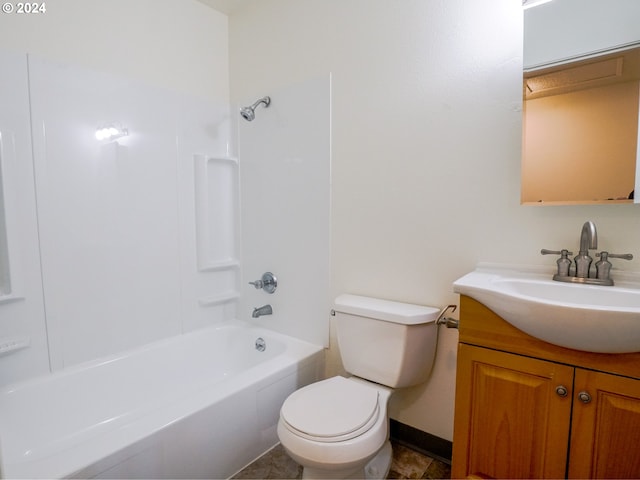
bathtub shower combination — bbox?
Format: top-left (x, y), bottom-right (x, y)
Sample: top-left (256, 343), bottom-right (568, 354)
top-left (0, 54), bottom-right (331, 479)
top-left (0, 322), bottom-right (323, 479)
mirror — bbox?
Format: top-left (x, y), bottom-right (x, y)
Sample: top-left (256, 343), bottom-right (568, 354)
top-left (522, 0), bottom-right (640, 205)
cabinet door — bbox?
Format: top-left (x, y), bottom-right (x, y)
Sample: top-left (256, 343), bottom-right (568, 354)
top-left (452, 344), bottom-right (574, 479)
top-left (569, 369), bottom-right (640, 479)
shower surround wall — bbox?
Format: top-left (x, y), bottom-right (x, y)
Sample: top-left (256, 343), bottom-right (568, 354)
top-left (30, 57), bottom-right (236, 370)
top-left (0, 21), bottom-right (331, 386)
top-left (0, 54), bottom-right (235, 384)
top-left (0, 52), bottom-right (49, 384)
top-left (238, 75), bottom-right (331, 347)
top-left (0, 0), bottom-right (231, 386)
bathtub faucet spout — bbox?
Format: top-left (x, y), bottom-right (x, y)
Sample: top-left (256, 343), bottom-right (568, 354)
top-left (252, 304), bottom-right (272, 318)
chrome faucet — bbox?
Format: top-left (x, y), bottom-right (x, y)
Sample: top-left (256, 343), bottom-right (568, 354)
top-left (252, 304), bottom-right (272, 318)
top-left (574, 221), bottom-right (598, 278)
top-left (541, 220), bottom-right (633, 286)
top-left (249, 272), bottom-right (277, 294)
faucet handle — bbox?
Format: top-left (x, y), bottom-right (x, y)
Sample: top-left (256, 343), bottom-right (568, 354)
top-left (594, 252), bottom-right (633, 284)
top-left (541, 249), bottom-right (573, 277)
top-left (594, 251), bottom-right (630, 284)
top-left (248, 272), bottom-right (278, 294)
top-left (541, 249), bottom-right (573, 256)
top-left (598, 252), bottom-right (633, 261)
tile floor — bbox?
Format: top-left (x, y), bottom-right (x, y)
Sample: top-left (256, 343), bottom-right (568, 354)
top-left (232, 441), bottom-right (451, 479)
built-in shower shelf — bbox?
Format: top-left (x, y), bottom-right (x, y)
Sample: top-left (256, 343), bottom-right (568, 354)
top-left (198, 291), bottom-right (240, 307)
top-left (198, 259), bottom-right (240, 272)
top-left (214, 156), bottom-right (238, 164)
top-left (194, 154), bottom-right (240, 273)
top-left (0, 294), bottom-right (24, 305)
top-left (0, 336), bottom-right (30, 356)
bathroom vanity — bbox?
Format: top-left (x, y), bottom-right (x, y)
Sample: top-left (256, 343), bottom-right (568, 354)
top-left (451, 296), bottom-right (640, 479)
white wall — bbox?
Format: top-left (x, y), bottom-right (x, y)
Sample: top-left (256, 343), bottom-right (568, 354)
top-left (229, 0), bottom-right (640, 441)
top-left (0, 0), bottom-right (230, 383)
top-left (0, 0), bottom-right (228, 103)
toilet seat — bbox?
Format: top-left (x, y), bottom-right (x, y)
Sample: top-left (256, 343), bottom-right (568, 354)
top-left (280, 376), bottom-right (380, 443)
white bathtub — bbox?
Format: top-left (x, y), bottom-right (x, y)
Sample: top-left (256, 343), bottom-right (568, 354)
top-left (0, 322), bottom-right (324, 479)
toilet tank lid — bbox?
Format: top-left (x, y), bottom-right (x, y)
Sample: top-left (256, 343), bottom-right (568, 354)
top-left (334, 294), bottom-right (440, 325)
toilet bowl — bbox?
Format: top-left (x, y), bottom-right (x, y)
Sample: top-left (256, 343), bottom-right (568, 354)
top-left (277, 376), bottom-right (393, 479)
top-left (277, 294), bottom-right (441, 479)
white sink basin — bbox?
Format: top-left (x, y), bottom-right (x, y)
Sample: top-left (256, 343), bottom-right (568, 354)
top-left (453, 264), bottom-right (640, 353)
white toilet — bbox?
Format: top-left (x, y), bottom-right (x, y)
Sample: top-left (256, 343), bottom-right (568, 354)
top-left (277, 294), bottom-right (440, 479)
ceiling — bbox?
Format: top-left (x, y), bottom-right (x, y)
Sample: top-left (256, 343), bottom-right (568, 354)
top-left (524, 46), bottom-right (640, 99)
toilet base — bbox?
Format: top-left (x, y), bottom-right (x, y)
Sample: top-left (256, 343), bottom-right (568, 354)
top-left (300, 440), bottom-right (392, 480)
top-left (364, 440), bottom-right (392, 479)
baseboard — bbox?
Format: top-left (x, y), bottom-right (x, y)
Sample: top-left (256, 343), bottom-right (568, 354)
top-left (389, 419), bottom-right (452, 465)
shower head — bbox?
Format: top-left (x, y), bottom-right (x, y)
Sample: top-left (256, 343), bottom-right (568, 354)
top-left (240, 96), bottom-right (271, 121)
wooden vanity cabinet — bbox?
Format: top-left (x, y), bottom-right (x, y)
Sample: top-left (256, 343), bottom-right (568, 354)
top-left (452, 296), bottom-right (640, 479)
top-left (568, 369), bottom-right (640, 479)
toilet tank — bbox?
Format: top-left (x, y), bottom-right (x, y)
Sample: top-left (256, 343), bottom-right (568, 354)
top-left (333, 294), bottom-right (440, 388)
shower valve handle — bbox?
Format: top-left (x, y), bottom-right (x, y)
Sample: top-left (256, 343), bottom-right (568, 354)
top-left (249, 272), bottom-right (277, 294)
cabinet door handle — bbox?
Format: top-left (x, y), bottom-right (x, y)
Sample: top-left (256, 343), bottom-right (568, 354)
top-left (578, 391), bottom-right (592, 404)
top-left (555, 385), bottom-right (568, 397)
